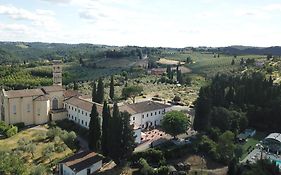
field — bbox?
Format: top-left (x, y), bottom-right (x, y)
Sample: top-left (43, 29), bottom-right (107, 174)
top-left (0, 125), bottom-right (74, 173)
top-left (163, 52), bottom-right (266, 77)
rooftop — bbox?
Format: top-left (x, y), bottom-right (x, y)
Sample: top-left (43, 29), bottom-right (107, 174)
top-left (265, 133), bottom-right (281, 143)
top-left (64, 97), bottom-right (103, 114)
top-left (41, 85), bottom-right (65, 93)
top-left (119, 100), bottom-right (171, 115)
top-left (60, 151), bottom-right (103, 173)
top-left (4, 89), bottom-right (45, 98)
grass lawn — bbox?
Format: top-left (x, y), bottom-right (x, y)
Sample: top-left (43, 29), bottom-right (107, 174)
top-left (240, 131), bottom-right (268, 160)
top-left (0, 125), bottom-right (74, 173)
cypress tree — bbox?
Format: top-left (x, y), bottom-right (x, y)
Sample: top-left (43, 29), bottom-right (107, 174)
top-left (96, 78), bottom-right (104, 104)
top-left (92, 81), bottom-right (97, 102)
top-left (73, 81), bottom-right (78, 90)
top-left (101, 101), bottom-right (110, 156)
top-left (120, 111), bottom-right (136, 160)
top-left (108, 103), bottom-right (122, 164)
top-left (109, 75), bottom-right (114, 100)
top-left (88, 104), bottom-right (101, 151)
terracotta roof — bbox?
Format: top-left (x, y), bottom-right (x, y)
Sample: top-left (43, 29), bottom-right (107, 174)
top-left (119, 101), bottom-right (171, 115)
top-left (64, 97), bottom-right (103, 114)
top-left (41, 85), bottom-right (64, 93)
top-left (5, 89), bottom-right (45, 98)
top-left (60, 151), bottom-right (103, 173)
top-left (33, 95), bottom-right (49, 101)
top-left (63, 89), bottom-right (81, 99)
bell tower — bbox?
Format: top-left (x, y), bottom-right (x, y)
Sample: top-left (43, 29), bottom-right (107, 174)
top-left (53, 60), bottom-right (62, 86)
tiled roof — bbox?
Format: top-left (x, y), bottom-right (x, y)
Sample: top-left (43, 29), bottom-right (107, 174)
top-left (41, 85), bottom-right (64, 93)
top-left (33, 95), bottom-right (49, 101)
top-left (64, 97), bottom-right (103, 114)
top-left (5, 89), bottom-right (45, 98)
top-left (60, 151), bottom-right (103, 173)
top-left (63, 89), bottom-right (81, 99)
top-left (119, 101), bottom-right (171, 115)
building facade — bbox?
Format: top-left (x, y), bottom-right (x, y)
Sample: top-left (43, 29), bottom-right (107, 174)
top-left (119, 101), bottom-right (172, 130)
top-left (59, 151), bottom-right (103, 175)
top-left (0, 60), bottom-right (66, 125)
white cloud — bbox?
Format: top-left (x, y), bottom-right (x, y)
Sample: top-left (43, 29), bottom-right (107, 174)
top-left (264, 3), bottom-right (281, 11)
top-left (0, 4), bottom-right (61, 31)
top-left (40, 0), bottom-right (72, 4)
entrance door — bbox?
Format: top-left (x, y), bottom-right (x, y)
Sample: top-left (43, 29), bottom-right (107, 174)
top-left (52, 98), bottom-right (59, 110)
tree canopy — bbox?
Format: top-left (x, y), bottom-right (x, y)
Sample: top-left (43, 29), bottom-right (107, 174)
top-left (161, 111), bottom-right (189, 138)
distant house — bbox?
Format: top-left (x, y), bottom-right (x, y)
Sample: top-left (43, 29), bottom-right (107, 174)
top-left (58, 151), bottom-right (103, 175)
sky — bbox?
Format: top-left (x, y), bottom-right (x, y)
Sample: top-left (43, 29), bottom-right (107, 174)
top-left (0, 0), bottom-right (281, 47)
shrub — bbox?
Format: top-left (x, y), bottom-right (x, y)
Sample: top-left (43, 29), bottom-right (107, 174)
top-left (155, 166), bottom-right (169, 175)
top-left (139, 158), bottom-right (154, 175)
top-left (13, 122), bottom-right (25, 130)
top-left (131, 149), bottom-right (165, 166)
top-left (6, 126), bottom-right (18, 137)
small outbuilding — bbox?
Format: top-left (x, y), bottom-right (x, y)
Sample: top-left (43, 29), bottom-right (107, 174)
top-left (58, 151), bottom-right (103, 175)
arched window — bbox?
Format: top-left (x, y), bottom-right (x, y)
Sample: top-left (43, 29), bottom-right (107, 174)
top-left (52, 98), bottom-right (59, 110)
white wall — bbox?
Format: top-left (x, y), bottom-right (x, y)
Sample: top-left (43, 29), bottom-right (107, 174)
top-left (130, 107), bottom-right (172, 130)
top-left (76, 160), bottom-right (102, 175)
top-left (64, 103), bottom-right (91, 129)
top-left (61, 164), bottom-right (75, 175)
top-left (134, 128), bottom-right (141, 144)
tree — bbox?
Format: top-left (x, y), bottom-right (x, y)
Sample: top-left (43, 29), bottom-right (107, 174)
top-left (231, 59), bottom-right (235, 65)
top-left (73, 81), bottom-right (78, 90)
top-left (32, 165), bottom-right (47, 175)
top-left (217, 131), bottom-right (236, 162)
top-left (109, 75), bottom-right (114, 100)
top-left (122, 85), bottom-right (143, 103)
top-left (101, 101), bottom-right (110, 156)
top-left (0, 151), bottom-right (28, 175)
top-left (108, 103), bottom-right (123, 164)
top-left (92, 81), bottom-right (97, 102)
top-left (227, 157), bottom-right (238, 175)
top-left (161, 111), bottom-right (189, 139)
top-left (96, 78), bottom-right (104, 103)
top-left (166, 65), bottom-right (173, 80)
top-left (88, 104), bottom-right (101, 151)
top-left (177, 70), bottom-right (183, 84)
top-left (120, 111), bottom-right (136, 160)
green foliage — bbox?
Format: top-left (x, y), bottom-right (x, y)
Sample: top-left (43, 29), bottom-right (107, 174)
top-left (239, 159), bottom-right (281, 175)
top-left (88, 104), bottom-right (101, 151)
top-left (0, 151), bottom-right (28, 175)
top-left (96, 78), bottom-right (104, 103)
top-left (0, 122), bottom-right (18, 138)
top-left (31, 165), bottom-right (47, 175)
top-left (139, 158), bottom-right (154, 175)
top-left (217, 131), bottom-right (236, 163)
top-left (194, 72), bottom-right (281, 132)
top-left (122, 85), bottom-right (143, 103)
top-left (161, 111), bottom-right (189, 138)
top-left (5, 126), bottom-right (18, 138)
top-left (131, 149), bottom-right (166, 166)
top-left (101, 101), bottom-right (110, 156)
top-left (109, 75), bottom-right (115, 100)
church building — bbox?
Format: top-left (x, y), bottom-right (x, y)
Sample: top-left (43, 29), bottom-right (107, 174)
top-left (0, 60), bottom-right (67, 125)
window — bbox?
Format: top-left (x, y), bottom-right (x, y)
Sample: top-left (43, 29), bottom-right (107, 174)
top-left (69, 106), bottom-right (70, 109)
top-left (85, 112), bottom-right (87, 116)
top-left (75, 117), bottom-right (77, 121)
top-left (12, 105), bottom-right (16, 114)
top-left (72, 116), bottom-right (74, 119)
top-left (87, 168), bottom-right (91, 175)
top-left (133, 117), bottom-right (135, 120)
top-left (155, 121), bottom-right (157, 125)
top-left (142, 125), bottom-right (144, 128)
top-left (85, 122), bottom-right (87, 126)
top-left (155, 112), bottom-right (157, 115)
top-left (75, 108), bottom-right (77, 111)
top-left (72, 107), bottom-right (73, 110)
top-left (146, 114), bottom-right (148, 117)
top-left (82, 111), bottom-right (84, 115)
top-left (78, 109), bottom-right (80, 113)
top-left (142, 115), bottom-right (144, 118)
top-left (159, 111), bottom-right (161, 114)
top-left (81, 120), bottom-right (84, 124)
top-left (27, 104), bottom-right (31, 112)
top-left (151, 113), bottom-right (153, 116)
